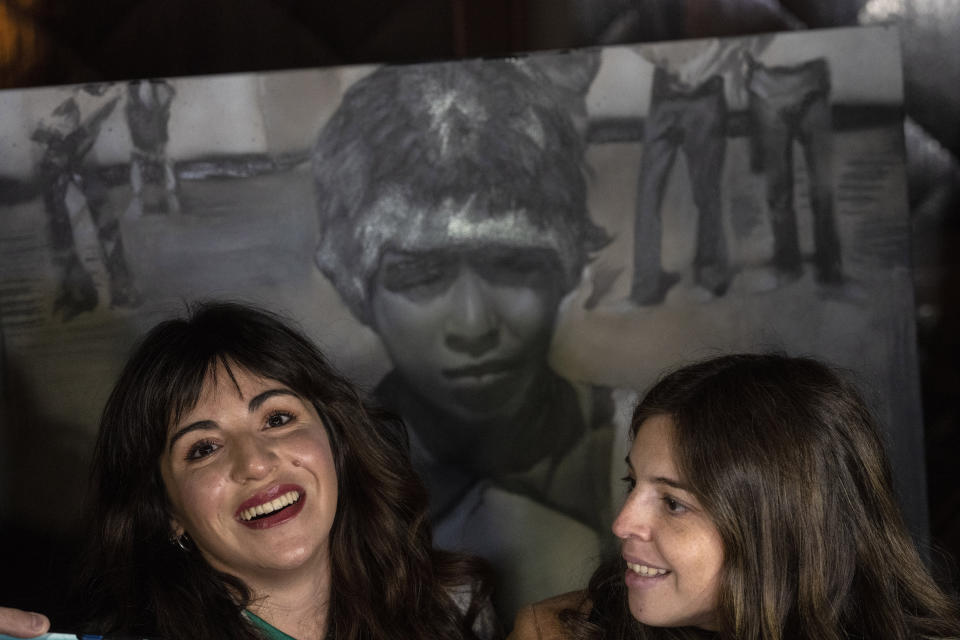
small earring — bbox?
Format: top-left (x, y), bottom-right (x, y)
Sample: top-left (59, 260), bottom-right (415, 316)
top-left (172, 532), bottom-right (190, 552)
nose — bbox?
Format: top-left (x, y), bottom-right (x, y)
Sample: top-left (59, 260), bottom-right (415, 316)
top-left (612, 492), bottom-right (654, 542)
top-left (229, 434), bottom-right (278, 483)
top-left (443, 268), bottom-right (499, 358)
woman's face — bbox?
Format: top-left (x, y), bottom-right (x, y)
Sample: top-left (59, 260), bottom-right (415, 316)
top-left (159, 364), bottom-right (338, 590)
top-left (612, 414), bottom-right (724, 630)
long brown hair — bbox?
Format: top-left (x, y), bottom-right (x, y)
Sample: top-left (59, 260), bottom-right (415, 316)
top-left (565, 353), bottom-right (959, 640)
top-left (74, 301), bottom-right (496, 639)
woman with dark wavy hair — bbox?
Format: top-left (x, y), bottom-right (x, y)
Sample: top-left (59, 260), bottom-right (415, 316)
top-left (72, 301), bottom-right (498, 640)
top-left (508, 353), bottom-right (960, 640)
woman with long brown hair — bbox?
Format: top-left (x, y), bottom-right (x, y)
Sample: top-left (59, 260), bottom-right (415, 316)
top-left (69, 301), bottom-right (498, 639)
top-left (509, 353), bottom-right (960, 639)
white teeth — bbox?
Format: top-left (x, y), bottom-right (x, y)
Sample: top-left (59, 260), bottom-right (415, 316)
top-left (239, 490), bottom-right (301, 521)
top-left (627, 562), bottom-right (668, 576)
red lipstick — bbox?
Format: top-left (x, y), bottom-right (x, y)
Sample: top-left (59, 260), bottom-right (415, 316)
top-left (235, 483), bottom-right (305, 530)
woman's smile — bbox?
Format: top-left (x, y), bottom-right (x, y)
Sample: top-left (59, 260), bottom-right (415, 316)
top-left (624, 557), bottom-right (671, 587)
top-left (236, 484), bottom-right (306, 529)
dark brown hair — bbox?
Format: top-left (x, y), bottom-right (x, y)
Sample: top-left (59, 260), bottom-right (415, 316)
top-left (74, 301), bottom-right (496, 639)
top-left (565, 353), bottom-right (959, 640)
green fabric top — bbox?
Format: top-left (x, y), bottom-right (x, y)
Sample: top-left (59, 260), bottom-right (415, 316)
top-left (244, 610), bottom-right (299, 640)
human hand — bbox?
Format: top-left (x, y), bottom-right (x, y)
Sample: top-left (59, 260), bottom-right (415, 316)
top-left (0, 607), bottom-right (49, 638)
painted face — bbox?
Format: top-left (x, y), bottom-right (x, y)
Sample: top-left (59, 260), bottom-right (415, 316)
top-left (369, 244), bottom-right (562, 424)
top-left (160, 364), bottom-right (338, 591)
top-left (612, 414), bottom-right (724, 630)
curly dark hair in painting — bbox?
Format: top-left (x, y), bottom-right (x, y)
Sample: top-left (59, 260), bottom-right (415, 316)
top-left (72, 301), bottom-right (497, 639)
top-left (562, 353), bottom-right (960, 640)
top-left (312, 53), bottom-right (609, 323)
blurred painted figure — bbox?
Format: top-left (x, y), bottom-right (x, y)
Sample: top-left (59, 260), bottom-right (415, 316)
top-left (629, 39), bottom-right (768, 305)
top-left (31, 83), bottom-right (141, 321)
top-left (313, 54), bottom-right (619, 616)
top-left (746, 54), bottom-right (843, 286)
top-left (125, 79), bottom-right (180, 216)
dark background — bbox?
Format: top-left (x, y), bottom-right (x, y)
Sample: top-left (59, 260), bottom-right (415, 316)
top-left (1, 0), bottom-right (957, 619)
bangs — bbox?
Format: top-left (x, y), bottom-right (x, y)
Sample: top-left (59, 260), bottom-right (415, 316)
top-left (137, 307), bottom-right (319, 439)
top-left (163, 353), bottom-right (235, 430)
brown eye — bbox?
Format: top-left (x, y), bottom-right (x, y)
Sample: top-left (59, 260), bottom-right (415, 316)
top-left (266, 411), bottom-right (293, 428)
top-left (663, 496), bottom-right (688, 514)
top-left (186, 440), bottom-right (220, 460)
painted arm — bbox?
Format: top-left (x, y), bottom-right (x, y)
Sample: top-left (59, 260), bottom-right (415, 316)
top-left (69, 95), bottom-right (120, 158)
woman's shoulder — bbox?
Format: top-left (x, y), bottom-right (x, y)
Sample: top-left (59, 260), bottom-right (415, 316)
top-left (507, 591), bottom-right (590, 640)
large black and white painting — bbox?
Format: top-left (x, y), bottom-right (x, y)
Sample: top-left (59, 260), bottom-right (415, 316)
top-left (0, 25), bottom-right (918, 619)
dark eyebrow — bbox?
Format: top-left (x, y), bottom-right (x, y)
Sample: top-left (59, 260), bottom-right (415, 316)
top-left (167, 420), bottom-right (218, 454)
top-left (247, 388), bottom-right (299, 412)
top-left (652, 476), bottom-right (693, 492)
top-left (623, 456), bottom-right (692, 492)
top-left (166, 388), bottom-right (299, 453)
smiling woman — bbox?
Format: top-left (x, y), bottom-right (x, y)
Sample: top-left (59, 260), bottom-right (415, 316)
top-left (159, 364), bottom-right (340, 603)
top-left (507, 353), bottom-right (960, 640)
top-left (67, 301), bottom-right (499, 640)
top-left (611, 414), bottom-right (724, 631)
